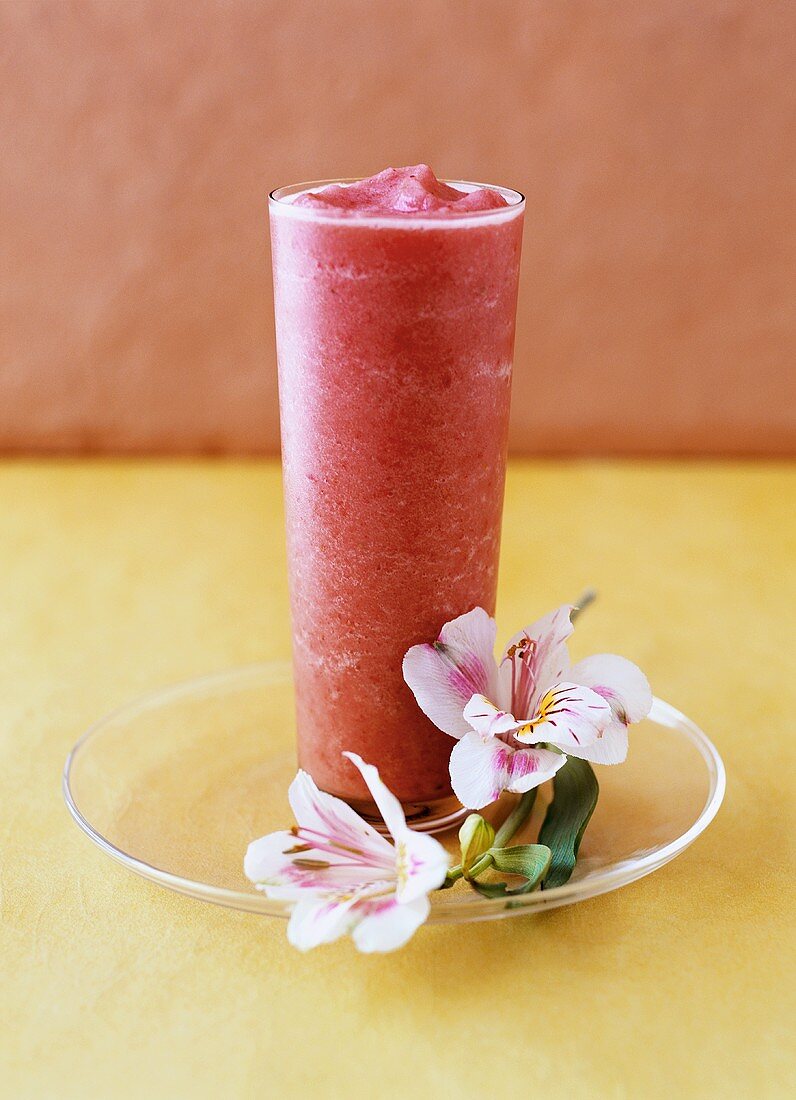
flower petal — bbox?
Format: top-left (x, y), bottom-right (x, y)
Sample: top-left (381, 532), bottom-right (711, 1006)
top-left (343, 752), bottom-right (406, 841)
top-left (288, 770), bottom-right (393, 862)
top-left (569, 653), bottom-right (653, 726)
top-left (564, 654), bottom-right (652, 764)
top-left (402, 607), bottom-right (500, 738)
top-left (514, 681), bottom-right (612, 751)
top-left (244, 830), bottom-right (302, 885)
top-left (504, 746), bottom-right (568, 794)
top-left (463, 693), bottom-right (522, 737)
top-left (394, 830), bottom-right (450, 904)
top-left (449, 731), bottom-right (566, 809)
top-left (344, 753), bottom-right (450, 901)
top-left (449, 733), bottom-right (506, 808)
top-left (245, 829), bottom-right (390, 898)
top-left (561, 723), bottom-right (629, 765)
top-left (500, 604), bottom-right (574, 679)
top-left (351, 895), bottom-right (430, 953)
top-left (286, 894), bottom-right (364, 951)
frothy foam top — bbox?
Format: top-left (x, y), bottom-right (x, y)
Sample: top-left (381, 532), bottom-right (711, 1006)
top-left (292, 164), bottom-right (510, 216)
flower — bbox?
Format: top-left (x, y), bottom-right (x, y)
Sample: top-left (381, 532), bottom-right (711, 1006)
top-left (244, 752), bottom-right (450, 953)
top-left (403, 605), bottom-right (652, 809)
top-left (458, 813), bottom-right (495, 874)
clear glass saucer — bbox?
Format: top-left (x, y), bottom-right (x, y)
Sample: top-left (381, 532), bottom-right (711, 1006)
top-left (63, 663), bottom-right (725, 922)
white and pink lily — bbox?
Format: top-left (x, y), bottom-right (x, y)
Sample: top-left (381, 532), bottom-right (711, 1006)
top-left (244, 752), bottom-right (449, 953)
top-left (403, 605), bottom-right (652, 810)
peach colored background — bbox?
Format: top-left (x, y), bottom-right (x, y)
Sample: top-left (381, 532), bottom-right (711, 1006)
top-left (1, 0), bottom-right (794, 455)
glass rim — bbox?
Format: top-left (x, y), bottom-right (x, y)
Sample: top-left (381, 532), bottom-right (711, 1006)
top-left (269, 176), bottom-right (525, 225)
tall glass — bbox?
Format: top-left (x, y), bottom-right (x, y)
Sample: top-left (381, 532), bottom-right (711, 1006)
top-left (270, 179), bottom-right (524, 831)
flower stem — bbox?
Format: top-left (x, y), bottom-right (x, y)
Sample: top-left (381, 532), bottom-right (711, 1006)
top-left (444, 788), bottom-right (538, 885)
top-left (570, 587), bottom-right (597, 622)
top-left (494, 787), bottom-right (538, 847)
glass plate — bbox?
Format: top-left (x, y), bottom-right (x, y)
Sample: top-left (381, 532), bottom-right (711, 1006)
top-left (63, 663), bottom-right (725, 922)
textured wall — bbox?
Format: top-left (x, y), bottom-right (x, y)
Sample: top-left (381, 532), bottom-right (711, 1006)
top-left (1, 0), bottom-right (794, 454)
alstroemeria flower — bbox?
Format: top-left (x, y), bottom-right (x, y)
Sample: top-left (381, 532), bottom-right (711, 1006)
top-left (244, 752), bottom-right (449, 953)
top-left (403, 605), bottom-right (652, 809)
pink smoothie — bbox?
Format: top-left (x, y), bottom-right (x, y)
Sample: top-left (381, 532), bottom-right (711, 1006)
top-left (270, 165), bottom-right (524, 825)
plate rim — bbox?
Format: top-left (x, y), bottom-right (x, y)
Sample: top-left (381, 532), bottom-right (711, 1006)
top-left (63, 662), bottom-right (727, 922)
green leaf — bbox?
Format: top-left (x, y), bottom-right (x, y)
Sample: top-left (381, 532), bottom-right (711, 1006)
top-left (471, 878), bottom-right (522, 899)
top-left (490, 844), bottom-right (552, 880)
top-left (538, 757), bottom-right (599, 888)
top-left (470, 844), bottom-right (551, 898)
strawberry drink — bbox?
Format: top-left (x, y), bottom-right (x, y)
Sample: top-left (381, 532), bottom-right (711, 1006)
top-left (270, 165), bottom-right (524, 831)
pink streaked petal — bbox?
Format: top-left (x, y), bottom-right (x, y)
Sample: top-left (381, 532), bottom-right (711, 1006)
top-left (286, 894), bottom-right (366, 952)
top-left (449, 732), bottom-right (508, 808)
top-left (288, 770), bottom-right (393, 862)
top-left (351, 894), bottom-right (431, 953)
top-left (463, 693), bottom-right (522, 738)
top-left (343, 754), bottom-right (448, 902)
top-left (501, 603), bottom-right (574, 658)
top-left (504, 745), bottom-right (567, 793)
top-left (263, 876), bottom-right (394, 904)
top-left (449, 731), bottom-right (562, 809)
top-left (394, 830), bottom-right (450, 904)
top-left (245, 830), bottom-right (391, 897)
top-left (343, 752), bottom-right (406, 841)
top-left (402, 607), bottom-right (500, 739)
top-left (244, 830), bottom-right (302, 885)
top-left (514, 681), bottom-right (612, 751)
top-left (499, 604), bottom-right (575, 711)
top-left (569, 653), bottom-right (653, 726)
top-left (562, 722), bottom-right (629, 765)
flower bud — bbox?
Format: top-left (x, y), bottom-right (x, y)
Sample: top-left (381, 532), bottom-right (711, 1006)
top-left (458, 814), bottom-right (495, 874)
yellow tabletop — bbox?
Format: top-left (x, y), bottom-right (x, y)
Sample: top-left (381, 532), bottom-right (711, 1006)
top-left (2, 460), bottom-right (794, 1098)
